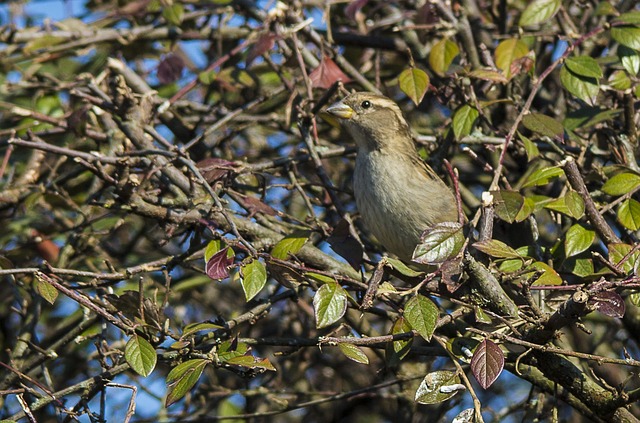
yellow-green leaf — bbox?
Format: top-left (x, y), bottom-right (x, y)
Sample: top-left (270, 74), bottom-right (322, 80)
top-left (240, 259), bottom-right (267, 301)
top-left (163, 3), bottom-right (184, 25)
top-left (386, 317), bottom-right (413, 366)
top-left (560, 66), bottom-right (599, 104)
top-left (429, 38), bottom-right (459, 77)
top-left (602, 172), bottom-right (640, 195)
top-left (313, 281), bottom-right (348, 328)
top-left (472, 239), bottom-right (522, 259)
top-left (468, 69), bottom-right (508, 83)
top-left (495, 39), bottom-right (529, 79)
top-left (618, 198), bottom-right (640, 231)
top-left (619, 45), bottom-right (640, 75)
top-left (519, 0), bottom-right (561, 27)
top-left (565, 56), bottom-right (603, 78)
top-left (529, 261), bottom-right (563, 286)
top-left (404, 294), bottom-right (439, 341)
top-left (522, 166), bottom-right (564, 188)
top-left (564, 224), bottom-right (595, 258)
top-left (609, 243), bottom-right (640, 274)
top-left (452, 104), bottom-right (479, 140)
top-left (35, 276), bottom-right (59, 305)
top-left (398, 67), bottom-right (430, 105)
top-left (611, 26), bottom-right (640, 50)
top-left (609, 70), bottom-right (632, 90)
top-left (166, 359), bottom-right (208, 407)
top-left (271, 231), bottom-right (310, 259)
top-left (125, 334), bottom-right (157, 377)
top-left (338, 343), bottom-right (370, 364)
top-left (518, 132), bottom-right (539, 161)
top-left (491, 190), bottom-right (525, 223)
top-left (522, 113), bottom-right (565, 139)
top-left (415, 370), bottom-right (462, 404)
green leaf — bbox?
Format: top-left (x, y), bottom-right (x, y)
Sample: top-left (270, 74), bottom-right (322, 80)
top-left (619, 45), bottom-right (640, 75)
top-left (491, 190), bottom-right (524, 223)
top-left (181, 322), bottom-right (224, 338)
top-left (429, 38), bottom-right (459, 77)
top-left (468, 69), bottom-right (508, 83)
top-left (522, 113), bottom-right (565, 139)
top-left (543, 191), bottom-right (584, 219)
top-left (385, 317), bottom-right (413, 366)
top-left (447, 337), bottom-right (479, 363)
top-left (271, 231), bottom-right (310, 259)
top-left (240, 259), bottom-right (267, 301)
top-left (218, 340), bottom-right (249, 361)
top-left (565, 257), bottom-right (595, 277)
top-left (614, 11), bottom-right (640, 26)
top-left (35, 275), bottom-right (59, 305)
top-left (125, 335), bottom-right (157, 377)
top-left (565, 56), bottom-right (603, 78)
top-left (595, 1), bottom-right (618, 16)
top-left (415, 370), bottom-right (462, 404)
top-left (226, 355), bottom-right (276, 371)
top-left (609, 70), bottom-right (632, 90)
top-left (163, 3), bottom-right (184, 25)
top-left (611, 26), bottom-right (640, 50)
top-left (166, 359), bottom-right (208, 407)
top-left (198, 70), bottom-right (217, 85)
top-left (563, 107), bottom-right (621, 131)
top-left (452, 104), bottom-right (479, 140)
top-left (304, 271), bottom-right (335, 284)
top-left (522, 166), bottom-right (564, 188)
top-left (495, 39), bottom-right (529, 79)
top-left (499, 258), bottom-right (525, 273)
top-left (564, 191), bottom-right (585, 219)
top-left (23, 35), bottom-right (65, 54)
top-left (403, 294), bottom-right (439, 341)
top-left (472, 239), bottom-right (522, 259)
top-left (515, 196), bottom-right (536, 222)
top-left (618, 198), bottom-right (640, 231)
top-left (338, 343), bottom-right (370, 364)
top-left (398, 67), bottom-right (430, 105)
top-left (564, 224), bottom-right (595, 258)
top-left (602, 172), bottom-right (640, 195)
top-left (560, 66), bottom-right (599, 104)
top-left (313, 281), bottom-right (348, 328)
top-left (519, 0), bottom-right (561, 27)
top-left (529, 261), bottom-right (563, 286)
top-left (518, 132), bottom-right (539, 161)
top-left (412, 222), bottom-right (465, 265)
top-left (609, 243), bottom-right (640, 274)
top-left (385, 257), bottom-right (424, 277)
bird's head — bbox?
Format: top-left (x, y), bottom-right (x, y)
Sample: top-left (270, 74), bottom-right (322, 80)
top-left (325, 92), bottom-right (414, 152)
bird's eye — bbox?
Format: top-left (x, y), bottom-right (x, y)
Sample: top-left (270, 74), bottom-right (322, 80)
top-left (361, 100), bottom-right (371, 109)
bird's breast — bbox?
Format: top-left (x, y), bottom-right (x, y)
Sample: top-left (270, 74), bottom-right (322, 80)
top-left (353, 150), bottom-right (457, 260)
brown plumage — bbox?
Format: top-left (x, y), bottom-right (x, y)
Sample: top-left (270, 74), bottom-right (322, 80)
top-left (326, 92), bottom-right (458, 261)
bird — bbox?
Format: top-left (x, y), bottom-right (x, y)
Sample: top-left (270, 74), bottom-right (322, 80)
top-left (326, 92), bottom-right (458, 262)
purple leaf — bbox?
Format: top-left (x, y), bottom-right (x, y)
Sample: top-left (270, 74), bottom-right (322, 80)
top-left (345, 0), bottom-right (369, 20)
top-left (309, 56), bottom-right (352, 89)
top-left (589, 291), bottom-right (625, 318)
top-left (246, 32), bottom-right (277, 66)
top-left (157, 54), bottom-right (185, 84)
top-left (327, 219), bottom-right (363, 269)
top-left (206, 247), bottom-right (233, 280)
top-left (196, 158), bottom-right (238, 183)
top-left (470, 339), bottom-right (504, 389)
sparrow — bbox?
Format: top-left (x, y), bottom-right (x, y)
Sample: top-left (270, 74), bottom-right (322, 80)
top-left (326, 92), bottom-right (458, 261)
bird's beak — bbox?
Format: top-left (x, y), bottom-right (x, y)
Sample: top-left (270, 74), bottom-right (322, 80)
top-left (325, 101), bottom-right (353, 120)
